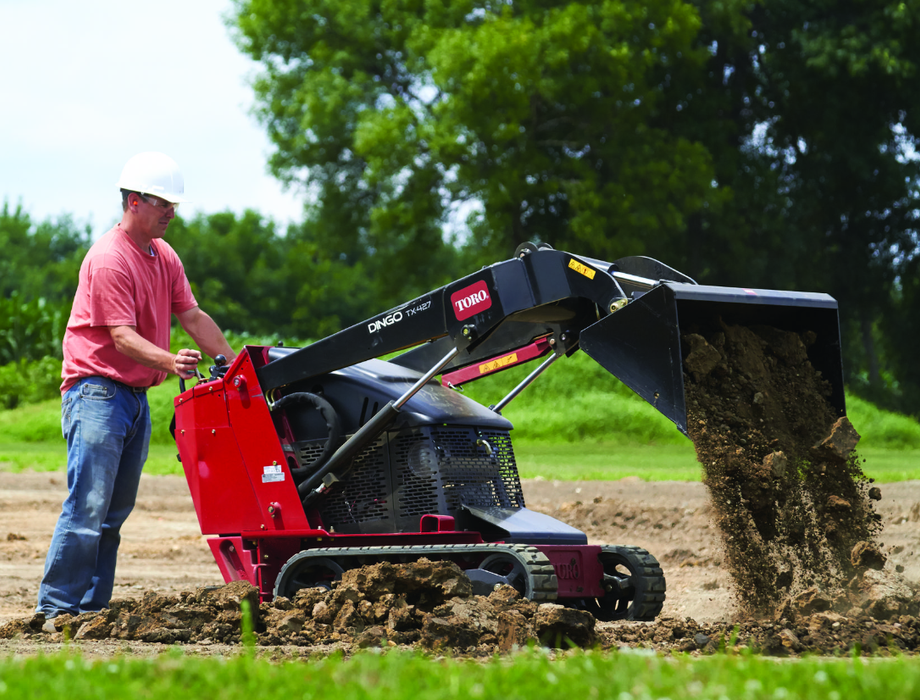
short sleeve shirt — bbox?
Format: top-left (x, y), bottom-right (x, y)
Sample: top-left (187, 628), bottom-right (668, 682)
top-left (61, 225), bottom-right (198, 392)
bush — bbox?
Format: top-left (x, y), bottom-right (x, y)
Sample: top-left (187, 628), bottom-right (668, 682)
top-left (0, 357), bottom-right (63, 410)
top-left (0, 326), bottom-right (312, 415)
top-left (0, 294), bottom-right (70, 364)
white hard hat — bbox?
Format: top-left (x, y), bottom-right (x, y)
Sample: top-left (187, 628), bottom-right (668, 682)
top-left (117, 152), bottom-right (190, 203)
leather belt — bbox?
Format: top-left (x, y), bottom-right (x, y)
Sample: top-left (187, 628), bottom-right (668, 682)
top-left (114, 380), bottom-right (149, 393)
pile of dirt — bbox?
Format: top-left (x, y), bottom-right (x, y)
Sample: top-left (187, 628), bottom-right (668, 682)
top-left (602, 605), bottom-right (920, 656)
top-left (682, 321), bottom-right (894, 617)
top-left (0, 560), bottom-right (595, 654)
top-left (4, 564), bottom-right (919, 657)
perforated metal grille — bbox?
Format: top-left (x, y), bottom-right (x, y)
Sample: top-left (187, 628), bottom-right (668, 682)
top-left (392, 431), bottom-right (441, 519)
top-left (430, 427), bottom-right (524, 511)
top-left (309, 426), bottom-right (523, 532)
top-left (312, 438), bottom-right (390, 528)
top-left (296, 442), bottom-right (325, 469)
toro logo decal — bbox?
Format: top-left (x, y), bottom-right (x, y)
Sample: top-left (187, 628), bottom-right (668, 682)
top-left (451, 280), bottom-right (492, 321)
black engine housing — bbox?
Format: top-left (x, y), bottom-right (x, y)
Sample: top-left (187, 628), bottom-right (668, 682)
top-left (275, 358), bottom-right (585, 544)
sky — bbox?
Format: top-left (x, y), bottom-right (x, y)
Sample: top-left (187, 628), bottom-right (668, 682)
top-left (0, 0), bottom-right (304, 238)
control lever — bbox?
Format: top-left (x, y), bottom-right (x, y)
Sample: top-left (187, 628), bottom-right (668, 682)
top-left (209, 354), bottom-right (229, 379)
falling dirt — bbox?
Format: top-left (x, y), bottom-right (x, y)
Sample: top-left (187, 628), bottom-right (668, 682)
top-left (682, 321), bottom-right (887, 618)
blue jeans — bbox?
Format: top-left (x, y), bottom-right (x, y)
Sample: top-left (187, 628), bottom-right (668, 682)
top-left (37, 377), bottom-right (151, 617)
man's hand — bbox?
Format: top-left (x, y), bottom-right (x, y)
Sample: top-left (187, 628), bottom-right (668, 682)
top-left (110, 311), bottom-right (233, 381)
top-left (174, 348), bottom-right (202, 378)
top-left (176, 307), bottom-right (236, 366)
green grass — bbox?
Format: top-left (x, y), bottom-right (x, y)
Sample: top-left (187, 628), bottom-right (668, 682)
top-left (850, 448), bottom-right (920, 483)
top-left (1, 433), bottom-right (915, 483)
top-left (1, 350), bottom-right (919, 481)
top-left (0, 441), bottom-right (182, 476)
top-left (845, 393), bottom-right (920, 449)
top-left (515, 442), bottom-right (701, 481)
top-left (2, 647), bottom-right (920, 699)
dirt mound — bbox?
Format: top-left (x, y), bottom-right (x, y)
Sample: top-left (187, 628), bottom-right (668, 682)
top-left (4, 567), bottom-right (919, 657)
top-left (683, 321), bottom-right (891, 617)
top-left (0, 560), bottom-right (595, 654)
top-left (601, 606), bottom-right (920, 656)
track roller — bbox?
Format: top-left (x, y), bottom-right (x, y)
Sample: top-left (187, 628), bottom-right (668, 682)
top-left (575, 545), bottom-right (666, 621)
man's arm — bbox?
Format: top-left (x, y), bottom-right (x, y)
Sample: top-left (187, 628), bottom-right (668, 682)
top-left (109, 308), bottom-right (235, 380)
top-left (175, 307), bottom-right (237, 364)
top-left (109, 326), bottom-right (203, 378)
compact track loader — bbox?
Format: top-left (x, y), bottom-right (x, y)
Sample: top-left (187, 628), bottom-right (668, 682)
top-left (172, 243), bottom-right (845, 621)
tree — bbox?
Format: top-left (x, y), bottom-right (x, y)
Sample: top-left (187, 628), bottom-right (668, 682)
top-left (884, 250), bottom-right (920, 417)
top-left (0, 203), bottom-right (88, 370)
top-left (0, 202), bottom-right (90, 302)
top-left (232, 0), bottom-right (721, 277)
top-left (691, 0), bottom-right (920, 398)
top-left (166, 211), bottom-right (377, 340)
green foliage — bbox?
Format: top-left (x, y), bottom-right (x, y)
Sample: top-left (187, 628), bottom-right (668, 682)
top-left (170, 327), bottom-right (312, 359)
top-left (0, 201), bottom-right (90, 302)
top-left (0, 325), bottom-right (308, 419)
top-left (5, 332), bottom-right (920, 450)
top-left (677, 0), bottom-right (920, 416)
top-left (460, 350), bottom-right (688, 445)
top-left (166, 211), bottom-right (380, 337)
top-left (0, 397), bottom-right (63, 443)
top-left (230, 0), bottom-right (920, 416)
top-left (0, 294), bottom-right (70, 364)
top-left (0, 357), bottom-right (63, 410)
top-left (846, 393), bottom-right (920, 449)
top-left (5, 0), bottom-right (920, 421)
top-left (882, 252), bottom-right (920, 419)
top-left (148, 381), bottom-right (180, 447)
top-left (232, 0), bottom-right (721, 287)
top-left (0, 203), bottom-right (82, 372)
top-left (2, 385), bottom-right (917, 481)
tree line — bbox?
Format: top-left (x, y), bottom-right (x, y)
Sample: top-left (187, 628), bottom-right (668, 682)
top-left (3, 0), bottom-right (920, 416)
top-left (230, 0), bottom-right (920, 414)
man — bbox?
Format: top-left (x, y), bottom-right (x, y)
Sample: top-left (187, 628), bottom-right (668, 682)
top-left (37, 152), bottom-right (236, 621)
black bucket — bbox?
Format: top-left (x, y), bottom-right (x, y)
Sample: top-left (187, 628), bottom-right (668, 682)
top-left (579, 282), bottom-right (846, 436)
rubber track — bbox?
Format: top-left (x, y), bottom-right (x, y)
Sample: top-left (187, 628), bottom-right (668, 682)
top-left (603, 545), bottom-right (667, 621)
top-left (274, 543), bottom-right (558, 602)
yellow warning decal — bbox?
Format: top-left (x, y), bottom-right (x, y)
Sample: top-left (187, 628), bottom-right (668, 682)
top-left (568, 258), bottom-right (596, 280)
top-left (479, 353), bottom-right (518, 374)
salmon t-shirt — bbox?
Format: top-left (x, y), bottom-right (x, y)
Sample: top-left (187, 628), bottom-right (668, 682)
top-left (61, 225), bottom-right (198, 393)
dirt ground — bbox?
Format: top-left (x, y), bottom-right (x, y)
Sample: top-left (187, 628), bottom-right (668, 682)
top-left (0, 470), bottom-right (917, 656)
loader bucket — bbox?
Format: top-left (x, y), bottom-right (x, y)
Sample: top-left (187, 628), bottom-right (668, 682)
top-left (579, 282), bottom-right (845, 436)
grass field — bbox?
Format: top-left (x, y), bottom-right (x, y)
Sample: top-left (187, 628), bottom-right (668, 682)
top-left (2, 439), bottom-right (916, 483)
top-left (2, 646), bottom-right (919, 699)
top-left (1, 360), bottom-right (918, 482)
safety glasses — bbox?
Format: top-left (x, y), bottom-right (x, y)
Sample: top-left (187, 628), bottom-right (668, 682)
top-left (140, 194), bottom-right (179, 212)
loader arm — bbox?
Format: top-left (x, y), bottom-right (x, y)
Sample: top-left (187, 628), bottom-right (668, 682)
top-left (257, 243), bottom-right (845, 441)
top-left (256, 247), bottom-right (629, 393)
